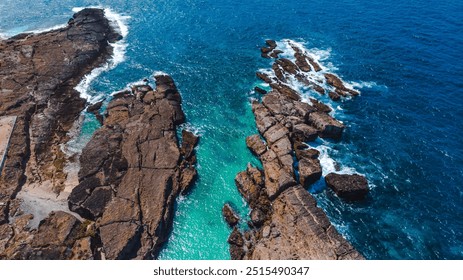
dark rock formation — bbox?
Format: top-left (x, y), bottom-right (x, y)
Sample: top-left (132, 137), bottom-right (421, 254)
top-left (254, 86), bottom-right (267, 95)
top-left (87, 100), bottom-right (104, 125)
top-left (68, 74), bottom-right (198, 259)
top-left (325, 173), bottom-right (369, 201)
top-left (222, 204), bottom-right (240, 227)
top-left (0, 211), bottom-right (95, 260)
top-left (0, 8), bottom-right (121, 259)
top-left (228, 40), bottom-right (365, 260)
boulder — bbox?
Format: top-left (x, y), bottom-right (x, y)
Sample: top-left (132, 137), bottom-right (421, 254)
top-left (246, 134), bottom-right (267, 156)
top-left (254, 86), bottom-right (267, 95)
top-left (222, 203), bottom-right (240, 227)
top-left (325, 173), bottom-right (369, 201)
top-left (308, 112), bottom-right (344, 140)
top-left (292, 123), bottom-right (318, 142)
top-left (298, 158), bottom-right (322, 187)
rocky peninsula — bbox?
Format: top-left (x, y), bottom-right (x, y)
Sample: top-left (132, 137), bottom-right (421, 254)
top-left (0, 9), bottom-right (197, 259)
top-left (226, 40), bottom-right (368, 259)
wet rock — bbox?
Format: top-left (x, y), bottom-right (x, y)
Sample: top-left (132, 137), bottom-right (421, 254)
top-left (69, 74), bottom-right (197, 259)
top-left (266, 40), bottom-right (277, 48)
top-left (325, 173), bottom-right (369, 201)
top-left (181, 130), bottom-right (199, 161)
top-left (292, 123), bottom-right (318, 142)
top-left (310, 98), bottom-right (332, 113)
top-left (250, 208), bottom-right (265, 227)
top-left (308, 112), bottom-right (345, 140)
top-left (256, 72), bottom-right (274, 84)
top-left (228, 227), bottom-right (245, 260)
top-left (329, 91), bottom-right (341, 101)
top-left (270, 83), bottom-right (300, 101)
top-left (293, 142), bottom-right (320, 161)
top-left (246, 134), bottom-right (267, 156)
top-left (324, 73), bottom-right (360, 96)
top-left (0, 8), bottom-right (124, 259)
top-left (299, 158), bottom-right (322, 187)
top-left (222, 203), bottom-right (240, 227)
top-left (269, 50), bottom-right (284, 58)
top-left (254, 86), bottom-right (267, 95)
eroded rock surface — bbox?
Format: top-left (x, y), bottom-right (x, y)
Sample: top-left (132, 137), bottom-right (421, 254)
top-left (0, 8), bottom-right (121, 259)
top-left (68, 75), bottom-right (198, 259)
top-left (325, 173), bottom-right (369, 201)
top-left (229, 40), bottom-right (366, 260)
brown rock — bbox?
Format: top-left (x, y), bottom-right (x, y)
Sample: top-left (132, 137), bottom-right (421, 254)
top-left (222, 203), bottom-right (240, 227)
top-left (265, 40), bottom-right (277, 48)
top-left (325, 173), bottom-right (369, 201)
top-left (299, 158), bottom-right (322, 187)
top-left (246, 134), bottom-right (267, 156)
top-left (308, 112), bottom-right (345, 140)
top-left (249, 186), bottom-right (363, 259)
top-left (310, 98), bottom-right (332, 113)
top-left (0, 8), bottom-right (121, 225)
top-left (256, 72), bottom-right (274, 84)
top-left (228, 227), bottom-right (245, 260)
top-left (329, 91), bottom-right (341, 101)
top-left (254, 86), bottom-right (267, 95)
top-left (292, 123), bottom-right (318, 142)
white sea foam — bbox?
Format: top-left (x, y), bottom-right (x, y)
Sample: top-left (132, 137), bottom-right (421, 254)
top-left (179, 123), bottom-right (205, 137)
top-left (153, 70), bottom-right (169, 77)
top-left (73, 7), bottom-right (130, 101)
top-left (311, 141), bottom-right (357, 176)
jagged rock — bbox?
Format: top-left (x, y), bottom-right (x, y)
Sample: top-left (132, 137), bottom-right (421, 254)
top-left (222, 204), bottom-right (240, 227)
top-left (68, 74), bottom-right (197, 259)
top-left (325, 173), bottom-right (369, 201)
top-left (256, 72), bottom-right (274, 84)
top-left (266, 40), bottom-right (277, 48)
top-left (228, 227), bottom-right (245, 260)
top-left (269, 50), bottom-right (284, 58)
top-left (254, 86), bottom-right (267, 95)
top-left (310, 98), bottom-right (332, 113)
top-left (276, 58), bottom-right (298, 75)
top-left (293, 142), bottom-right (320, 161)
top-left (87, 101), bottom-right (104, 113)
top-left (292, 123), bottom-right (318, 142)
top-left (270, 83), bottom-right (300, 101)
top-left (0, 8), bottom-right (123, 259)
top-left (329, 91), bottom-right (341, 101)
top-left (250, 208), bottom-right (265, 227)
top-left (299, 158), bottom-right (322, 187)
top-left (246, 134), bottom-right (267, 156)
top-left (181, 130), bottom-right (199, 160)
top-left (324, 73), bottom-right (360, 96)
top-left (248, 186), bottom-right (363, 259)
top-left (179, 167), bottom-right (197, 195)
top-left (308, 112), bottom-right (345, 140)
top-left (229, 39), bottom-right (365, 260)
top-left (235, 170), bottom-right (262, 206)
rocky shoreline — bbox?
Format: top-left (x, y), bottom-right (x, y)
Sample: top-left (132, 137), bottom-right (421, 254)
top-left (225, 40), bottom-right (368, 259)
top-left (0, 9), bottom-right (197, 259)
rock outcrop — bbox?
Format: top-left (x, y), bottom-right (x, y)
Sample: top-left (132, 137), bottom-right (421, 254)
top-left (325, 173), bottom-right (369, 201)
top-left (229, 40), bottom-right (365, 260)
top-left (0, 8), bottom-right (121, 259)
top-left (222, 204), bottom-right (240, 227)
top-left (68, 75), bottom-right (198, 259)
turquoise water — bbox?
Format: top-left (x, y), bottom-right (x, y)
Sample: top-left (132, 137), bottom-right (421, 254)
top-left (1, 0), bottom-right (462, 259)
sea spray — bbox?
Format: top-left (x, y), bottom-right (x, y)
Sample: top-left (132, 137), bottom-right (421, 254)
top-left (73, 7), bottom-right (130, 102)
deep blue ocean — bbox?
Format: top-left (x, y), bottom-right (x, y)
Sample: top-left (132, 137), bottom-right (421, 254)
top-left (1, 0), bottom-right (462, 259)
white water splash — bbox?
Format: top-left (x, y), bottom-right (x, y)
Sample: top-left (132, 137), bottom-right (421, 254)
top-left (73, 7), bottom-right (131, 103)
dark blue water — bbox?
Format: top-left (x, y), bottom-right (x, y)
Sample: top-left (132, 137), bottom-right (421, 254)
top-left (1, 0), bottom-right (462, 259)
